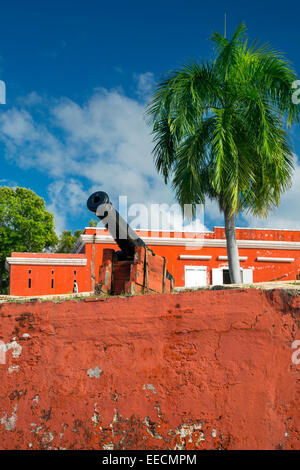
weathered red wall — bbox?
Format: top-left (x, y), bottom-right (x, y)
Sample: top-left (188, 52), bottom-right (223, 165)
top-left (1, 287), bottom-right (300, 450)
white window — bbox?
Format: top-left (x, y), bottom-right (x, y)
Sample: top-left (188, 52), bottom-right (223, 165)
top-left (212, 268), bottom-right (223, 285)
top-left (185, 266), bottom-right (207, 288)
top-left (242, 269), bottom-right (253, 283)
top-left (211, 267), bottom-right (253, 285)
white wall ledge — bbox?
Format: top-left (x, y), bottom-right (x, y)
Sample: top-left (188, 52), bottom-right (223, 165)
top-left (179, 255), bottom-right (212, 260)
top-left (6, 257), bottom-right (87, 266)
top-left (74, 234), bottom-right (300, 252)
top-left (256, 257), bottom-right (295, 263)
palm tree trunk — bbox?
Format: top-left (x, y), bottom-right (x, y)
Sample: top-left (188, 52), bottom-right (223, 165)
top-left (224, 208), bottom-right (242, 284)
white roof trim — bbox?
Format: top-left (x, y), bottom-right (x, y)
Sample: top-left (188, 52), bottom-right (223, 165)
top-left (256, 257), bottom-right (295, 263)
top-left (84, 226), bottom-right (214, 233)
top-left (6, 257), bottom-right (87, 266)
top-left (87, 225), bottom-right (300, 233)
top-left (214, 226), bottom-right (300, 232)
top-left (218, 256), bottom-right (248, 261)
top-left (74, 234), bottom-right (300, 251)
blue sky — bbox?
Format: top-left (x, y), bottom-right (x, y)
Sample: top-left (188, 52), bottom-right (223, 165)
top-left (1, 0), bottom-right (300, 233)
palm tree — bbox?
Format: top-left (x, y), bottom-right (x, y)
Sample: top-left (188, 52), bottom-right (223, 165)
top-left (147, 23), bottom-right (299, 283)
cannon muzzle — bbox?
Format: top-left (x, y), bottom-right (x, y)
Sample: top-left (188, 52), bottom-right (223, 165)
top-left (86, 191), bottom-right (110, 214)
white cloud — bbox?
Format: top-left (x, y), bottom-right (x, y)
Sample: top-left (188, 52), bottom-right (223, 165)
top-left (203, 199), bottom-right (224, 227)
top-left (1, 78), bottom-right (299, 234)
top-left (0, 109), bottom-right (37, 144)
top-left (0, 83), bottom-right (176, 231)
top-left (0, 178), bottom-right (18, 188)
top-left (134, 72), bottom-right (156, 100)
top-left (16, 92), bottom-right (44, 107)
top-left (241, 159), bottom-right (300, 230)
top-left (46, 179), bottom-right (89, 234)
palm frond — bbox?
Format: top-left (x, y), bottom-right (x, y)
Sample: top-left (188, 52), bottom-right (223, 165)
top-left (146, 23), bottom-right (298, 219)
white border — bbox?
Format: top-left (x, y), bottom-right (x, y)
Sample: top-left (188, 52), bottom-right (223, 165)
top-left (73, 234), bottom-right (300, 252)
top-left (179, 255), bottom-right (212, 260)
top-left (6, 257), bottom-right (87, 266)
top-left (84, 226), bottom-right (214, 234)
top-left (214, 226), bottom-right (300, 232)
top-left (256, 257), bottom-right (295, 263)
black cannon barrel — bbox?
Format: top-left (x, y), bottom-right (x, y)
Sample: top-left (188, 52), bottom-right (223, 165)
top-left (87, 191), bottom-right (174, 287)
top-left (87, 191), bottom-right (147, 259)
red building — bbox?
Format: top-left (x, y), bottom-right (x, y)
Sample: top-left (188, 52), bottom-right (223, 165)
top-left (5, 225), bottom-right (300, 296)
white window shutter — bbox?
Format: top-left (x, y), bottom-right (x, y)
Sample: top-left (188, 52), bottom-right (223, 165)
top-left (185, 266), bottom-right (207, 288)
top-left (242, 269), bottom-right (253, 284)
top-left (212, 268), bottom-right (223, 285)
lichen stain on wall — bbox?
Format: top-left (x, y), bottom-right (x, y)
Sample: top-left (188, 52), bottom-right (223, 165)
top-left (0, 288), bottom-right (300, 450)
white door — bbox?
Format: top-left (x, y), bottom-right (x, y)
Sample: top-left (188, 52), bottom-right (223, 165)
top-left (242, 269), bottom-right (253, 284)
top-left (185, 266), bottom-right (207, 288)
top-left (212, 268), bottom-right (223, 286)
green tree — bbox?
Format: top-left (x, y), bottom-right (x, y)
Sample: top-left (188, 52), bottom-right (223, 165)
top-left (147, 23), bottom-right (299, 283)
top-left (88, 218), bottom-right (98, 227)
top-left (0, 187), bottom-right (58, 293)
top-left (55, 218), bottom-right (98, 253)
top-left (55, 230), bottom-right (83, 253)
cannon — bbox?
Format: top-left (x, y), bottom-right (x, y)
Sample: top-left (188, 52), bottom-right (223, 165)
top-left (87, 191), bottom-right (174, 295)
top-left (87, 191), bottom-right (151, 260)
